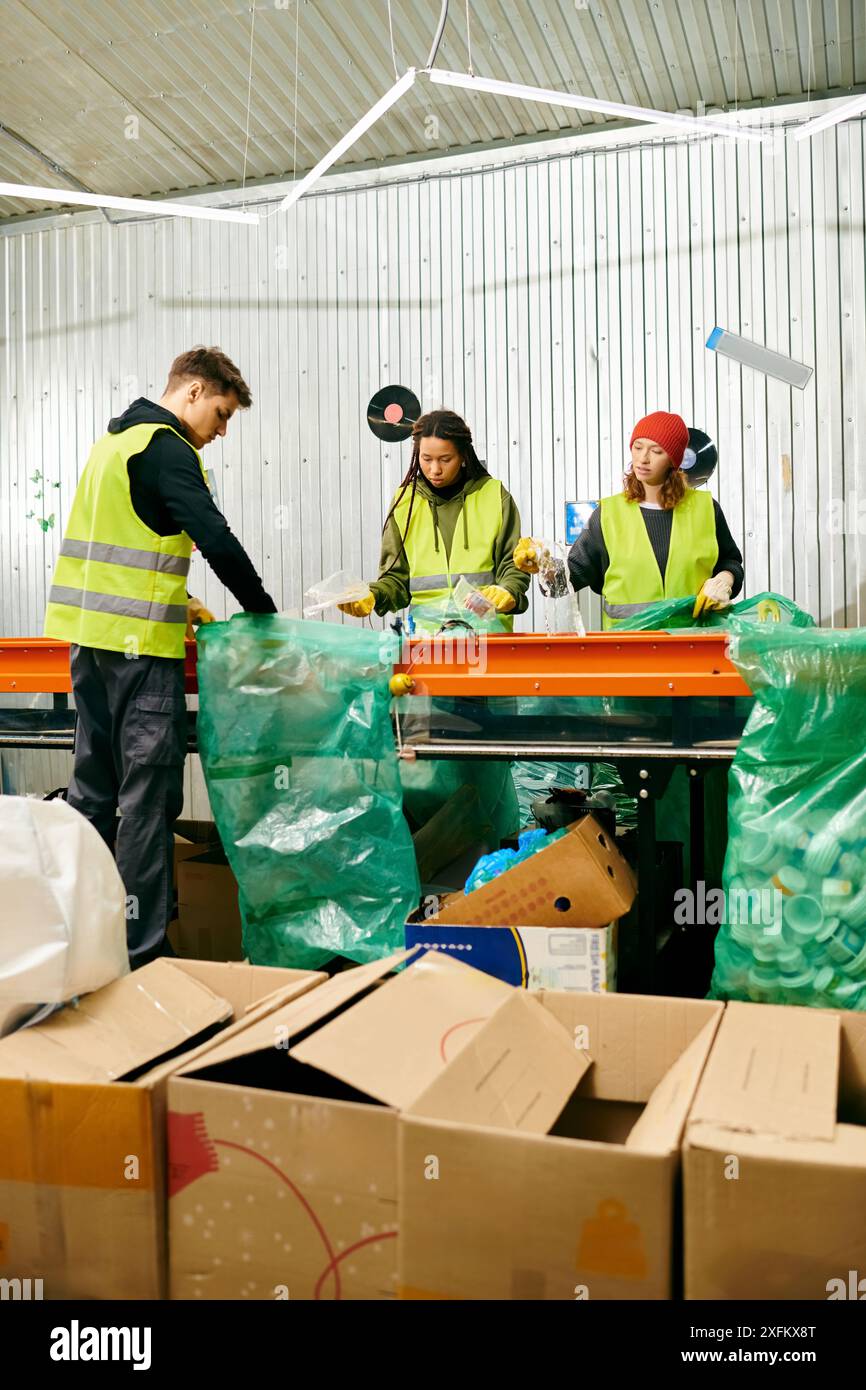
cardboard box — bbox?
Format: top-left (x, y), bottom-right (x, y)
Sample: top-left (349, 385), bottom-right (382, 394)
top-left (168, 950), bottom-right (587, 1301)
top-left (683, 1001), bottom-right (866, 1300)
top-left (405, 919), bottom-right (616, 992)
top-left (398, 990), bottom-right (724, 1300)
top-left (405, 815), bottom-right (634, 992)
top-left (0, 958), bottom-right (325, 1299)
top-left (174, 851), bottom-right (244, 962)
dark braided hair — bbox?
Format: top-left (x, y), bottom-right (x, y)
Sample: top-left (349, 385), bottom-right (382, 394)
top-left (379, 410), bottom-right (485, 577)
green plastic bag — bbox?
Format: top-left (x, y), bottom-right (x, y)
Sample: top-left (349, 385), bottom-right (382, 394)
top-left (710, 625), bottom-right (866, 1010)
top-left (613, 589), bottom-right (815, 632)
top-left (196, 615), bottom-right (420, 969)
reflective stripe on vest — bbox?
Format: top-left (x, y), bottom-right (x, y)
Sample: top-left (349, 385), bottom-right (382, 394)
top-left (391, 476), bottom-right (512, 630)
top-left (599, 489), bottom-right (718, 630)
top-left (44, 422), bottom-right (208, 659)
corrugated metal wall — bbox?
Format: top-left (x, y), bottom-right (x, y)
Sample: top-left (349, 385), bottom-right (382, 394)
top-left (2, 111), bottom-right (865, 805)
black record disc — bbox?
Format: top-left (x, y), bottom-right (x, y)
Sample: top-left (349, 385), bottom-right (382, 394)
top-left (367, 384), bottom-right (421, 442)
top-left (681, 427), bottom-right (718, 486)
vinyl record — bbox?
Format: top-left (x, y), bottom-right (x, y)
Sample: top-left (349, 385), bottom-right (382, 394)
top-left (681, 427), bottom-right (718, 487)
top-left (367, 384), bottom-right (421, 442)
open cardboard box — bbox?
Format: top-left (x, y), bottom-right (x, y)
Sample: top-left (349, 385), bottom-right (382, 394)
top-left (684, 1001), bottom-right (866, 1300)
top-left (0, 958), bottom-right (325, 1299)
top-left (398, 989), bottom-right (724, 1300)
top-left (167, 950), bottom-right (587, 1301)
top-left (405, 815), bottom-right (635, 991)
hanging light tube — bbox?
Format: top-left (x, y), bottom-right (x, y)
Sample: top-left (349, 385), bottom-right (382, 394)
top-left (0, 182), bottom-right (259, 224)
top-left (426, 69), bottom-right (766, 143)
top-left (793, 93), bottom-right (866, 141)
top-left (280, 68), bottom-right (417, 211)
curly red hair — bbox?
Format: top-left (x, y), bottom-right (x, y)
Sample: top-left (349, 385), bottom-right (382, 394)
top-left (623, 466), bottom-right (687, 510)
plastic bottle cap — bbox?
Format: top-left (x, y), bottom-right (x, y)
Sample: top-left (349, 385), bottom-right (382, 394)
top-left (771, 865), bottom-right (808, 896)
top-left (781, 894), bottom-right (823, 935)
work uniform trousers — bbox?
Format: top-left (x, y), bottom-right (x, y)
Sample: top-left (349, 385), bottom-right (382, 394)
top-left (66, 644), bottom-right (187, 967)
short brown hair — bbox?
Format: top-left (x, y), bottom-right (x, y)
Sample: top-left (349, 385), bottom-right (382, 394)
top-left (623, 466), bottom-right (687, 510)
top-left (165, 346), bottom-right (252, 407)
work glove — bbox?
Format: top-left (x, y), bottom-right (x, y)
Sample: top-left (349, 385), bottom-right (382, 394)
top-left (337, 590), bottom-right (375, 618)
top-left (693, 575), bottom-right (733, 620)
top-left (513, 537), bottom-right (542, 574)
top-left (186, 596), bottom-right (215, 641)
top-left (479, 585), bottom-right (517, 614)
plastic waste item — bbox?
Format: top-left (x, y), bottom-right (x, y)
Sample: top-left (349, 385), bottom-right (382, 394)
top-left (0, 797), bottom-right (129, 1035)
top-left (771, 865), bottom-right (808, 896)
top-left (610, 589), bottom-right (815, 633)
top-left (452, 575), bottom-right (496, 620)
top-left (839, 852), bottom-right (864, 883)
top-left (522, 537), bottom-right (586, 635)
top-left (840, 883), bottom-right (866, 929)
top-left (464, 827), bottom-right (561, 895)
top-left (710, 625), bottom-right (866, 1010)
top-left (804, 828), bottom-right (843, 876)
top-left (303, 569), bottom-right (371, 617)
top-left (781, 894), bottom-right (824, 940)
top-left (195, 615), bottom-right (419, 968)
top-left (812, 969), bottom-right (866, 1007)
top-left (841, 939), bottom-right (866, 979)
top-left (816, 916), bottom-right (865, 965)
top-left (407, 592), bottom-right (507, 635)
top-left (739, 830), bottom-right (783, 871)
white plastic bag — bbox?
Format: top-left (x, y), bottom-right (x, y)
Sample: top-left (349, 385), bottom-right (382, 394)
top-left (0, 797), bottom-right (129, 1032)
top-left (302, 570), bottom-right (371, 617)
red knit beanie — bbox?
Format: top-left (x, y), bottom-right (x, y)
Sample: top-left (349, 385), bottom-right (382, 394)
top-left (630, 412), bottom-right (689, 469)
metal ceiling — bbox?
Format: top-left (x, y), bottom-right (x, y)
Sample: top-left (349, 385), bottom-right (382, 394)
top-left (0, 0), bottom-right (864, 220)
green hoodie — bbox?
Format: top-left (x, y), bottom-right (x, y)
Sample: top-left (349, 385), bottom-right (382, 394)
top-left (369, 461), bottom-right (530, 617)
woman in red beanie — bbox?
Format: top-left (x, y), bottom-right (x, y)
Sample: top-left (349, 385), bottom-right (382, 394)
top-left (535, 412), bottom-right (743, 628)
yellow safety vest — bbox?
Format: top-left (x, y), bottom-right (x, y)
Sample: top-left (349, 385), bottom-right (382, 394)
top-left (391, 476), bottom-right (513, 632)
top-left (44, 422), bottom-right (208, 659)
top-left (599, 489), bottom-right (718, 629)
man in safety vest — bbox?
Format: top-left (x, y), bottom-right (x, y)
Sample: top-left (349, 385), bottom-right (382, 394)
top-left (44, 346), bottom-right (277, 967)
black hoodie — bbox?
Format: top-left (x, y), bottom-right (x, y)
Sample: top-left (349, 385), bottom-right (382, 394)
top-left (109, 399), bottom-right (276, 614)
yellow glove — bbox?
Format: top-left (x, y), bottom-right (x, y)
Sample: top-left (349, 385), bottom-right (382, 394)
top-left (479, 585), bottom-right (517, 614)
top-left (692, 576), bottom-right (733, 620)
top-left (337, 591), bottom-right (375, 618)
top-left (513, 538), bottom-right (541, 574)
top-left (186, 597), bottom-right (215, 640)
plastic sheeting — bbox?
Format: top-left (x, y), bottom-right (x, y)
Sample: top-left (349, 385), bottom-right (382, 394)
top-left (196, 616), bottom-right (420, 969)
top-left (710, 625), bottom-right (866, 1010)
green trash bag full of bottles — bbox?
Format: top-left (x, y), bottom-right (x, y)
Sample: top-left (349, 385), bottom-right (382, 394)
top-left (710, 624), bottom-right (866, 1010)
top-left (195, 615), bottom-right (420, 969)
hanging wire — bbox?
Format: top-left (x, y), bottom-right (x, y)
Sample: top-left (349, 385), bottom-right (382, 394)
top-left (240, 2), bottom-right (258, 204)
top-left (465, 0), bottom-right (474, 76)
top-left (292, 0), bottom-right (301, 179)
top-left (387, 0), bottom-right (400, 81)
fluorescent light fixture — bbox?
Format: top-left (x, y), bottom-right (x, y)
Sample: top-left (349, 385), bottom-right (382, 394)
top-left (280, 68), bottom-right (417, 211)
top-left (794, 93), bottom-right (866, 141)
top-left (427, 69), bottom-right (765, 143)
top-left (706, 327), bottom-right (813, 390)
top-left (0, 182), bottom-right (259, 224)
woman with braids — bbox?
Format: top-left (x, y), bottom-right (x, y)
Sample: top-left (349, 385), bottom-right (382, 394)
top-left (339, 409), bottom-right (529, 631)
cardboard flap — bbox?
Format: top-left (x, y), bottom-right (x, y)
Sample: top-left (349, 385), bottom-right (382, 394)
top-left (175, 949), bottom-right (417, 1075)
top-left (688, 1002), bottom-right (840, 1142)
top-left (0, 959), bottom-right (233, 1084)
top-left (406, 990), bottom-right (591, 1133)
top-left (289, 951), bottom-right (514, 1108)
top-left (431, 815), bottom-right (636, 930)
top-left (626, 1012), bottom-right (723, 1154)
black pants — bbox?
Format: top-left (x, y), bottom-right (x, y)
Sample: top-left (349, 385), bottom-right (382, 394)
top-left (67, 644), bottom-right (187, 967)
